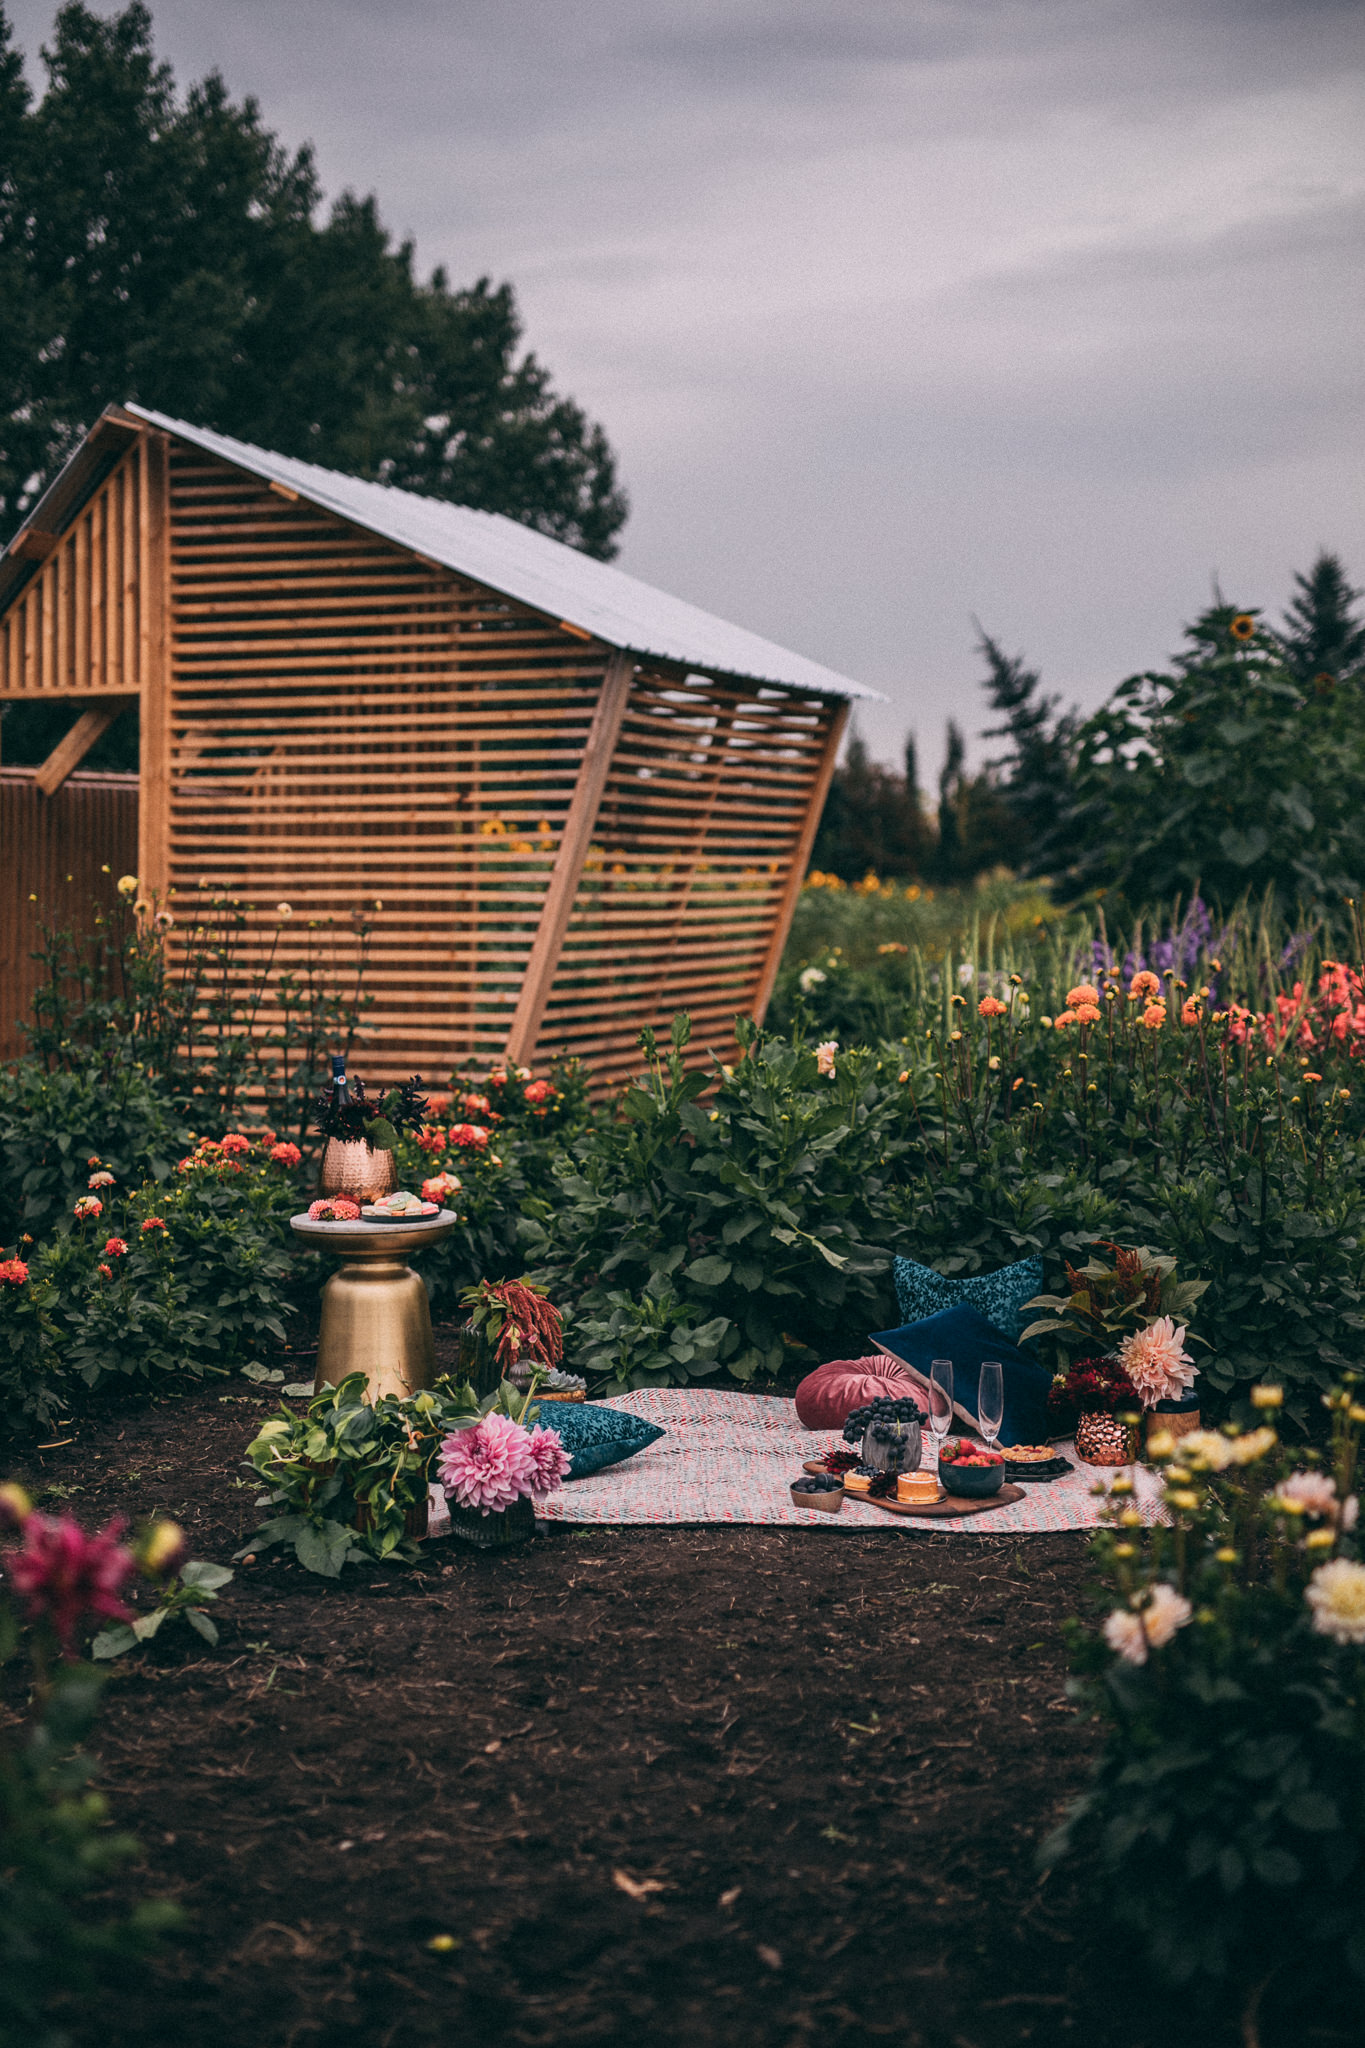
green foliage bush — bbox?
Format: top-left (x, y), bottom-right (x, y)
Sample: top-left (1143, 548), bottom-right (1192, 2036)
top-left (1043, 1386), bottom-right (1365, 2010)
top-left (0, 1055), bottom-right (188, 1247)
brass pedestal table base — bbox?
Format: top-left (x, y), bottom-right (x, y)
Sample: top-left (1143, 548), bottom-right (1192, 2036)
top-left (289, 1210), bottom-right (457, 1402)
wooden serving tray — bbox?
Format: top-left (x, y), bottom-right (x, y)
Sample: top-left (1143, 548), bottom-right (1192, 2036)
top-left (846, 1482), bottom-right (1026, 1520)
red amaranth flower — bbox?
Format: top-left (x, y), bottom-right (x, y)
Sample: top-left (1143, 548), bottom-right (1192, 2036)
top-left (6, 1512), bottom-right (135, 1652)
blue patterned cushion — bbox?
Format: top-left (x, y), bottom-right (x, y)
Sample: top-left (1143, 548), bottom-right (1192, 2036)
top-left (892, 1253), bottom-right (1043, 1343)
top-left (528, 1401), bottom-right (665, 1480)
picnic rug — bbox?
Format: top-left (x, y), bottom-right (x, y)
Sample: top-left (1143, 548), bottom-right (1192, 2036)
top-left (427, 1389), bottom-right (1169, 1535)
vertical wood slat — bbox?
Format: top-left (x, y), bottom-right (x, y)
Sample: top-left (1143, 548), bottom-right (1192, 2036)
top-left (0, 440), bottom-right (146, 701)
top-left (137, 433), bottom-right (171, 898)
top-left (748, 697), bottom-right (848, 1025)
top-left (0, 768), bottom-right (138, 1063)
top-left (503, 648), bottom-right (635, 1065)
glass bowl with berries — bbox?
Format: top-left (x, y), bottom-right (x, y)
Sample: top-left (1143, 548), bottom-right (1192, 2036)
top-left (938, 1438), bottom-right (1005, 1498)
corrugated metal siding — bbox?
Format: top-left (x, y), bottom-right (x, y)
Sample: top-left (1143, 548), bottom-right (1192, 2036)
top-left (126, 405), bottom-right (881, 704)
top-left (0, 769), bottom-right (138, 1063)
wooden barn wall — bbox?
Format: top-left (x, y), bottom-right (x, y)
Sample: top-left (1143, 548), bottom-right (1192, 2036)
top-left (0, 768), bottom-right (138, 1063)
top-left (541, 672), bottom-right (840, 1086)
top-left (0, 439), bottom-right (154, 701)
top-left (162, 448), bottom-right (608, 1083)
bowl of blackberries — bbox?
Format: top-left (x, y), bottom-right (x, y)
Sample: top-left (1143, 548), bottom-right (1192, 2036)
top-left (790, 1472), bottom-right (846, 1514)
top-left (937, 1438), bottom-right (1005, 1497)
top-left (843, 1394), bottom-right (926, 1475)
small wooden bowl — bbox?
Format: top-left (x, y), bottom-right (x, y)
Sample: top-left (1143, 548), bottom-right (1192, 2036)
top-left (790, 1481), bottom-right (844, 1514)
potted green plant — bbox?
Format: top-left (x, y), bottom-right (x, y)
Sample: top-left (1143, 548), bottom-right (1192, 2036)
top-left (1022, 1244), bottom-right (1208, 1463)
top-left (239, 1371), bottom-right (479, 1574)
top-left (457, 1278), bottom-right (564, 1401)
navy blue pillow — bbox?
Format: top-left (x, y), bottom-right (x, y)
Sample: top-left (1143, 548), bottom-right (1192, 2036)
top-left (868, 1302), bottom-right (1052, 1449)
top-left (527, 1401), bottom-right (665, 1480)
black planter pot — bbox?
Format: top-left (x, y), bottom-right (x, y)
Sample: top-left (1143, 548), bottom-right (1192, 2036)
top-left (447, 1494), bottom-right (536, 1549)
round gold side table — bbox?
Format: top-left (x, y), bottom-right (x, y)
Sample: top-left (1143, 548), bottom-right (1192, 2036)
top-left (289, 1209), bottom-right (457, 1402)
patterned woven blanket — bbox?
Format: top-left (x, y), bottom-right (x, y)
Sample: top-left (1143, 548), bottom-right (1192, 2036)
top-left (427, 1389), bottom-right (1167, 1535)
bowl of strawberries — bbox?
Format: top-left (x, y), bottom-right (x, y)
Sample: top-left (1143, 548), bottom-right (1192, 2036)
top-left (938, 1438), bottom-right (1005, 1497)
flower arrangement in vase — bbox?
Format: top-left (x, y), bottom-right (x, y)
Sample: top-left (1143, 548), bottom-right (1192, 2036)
top-left (437, 1377), bottom-right (570, 1548)
top-left (1022, 1243), bottom-right (1208, 1464)
top-left (310, 1071), bottom-right (428, 1203)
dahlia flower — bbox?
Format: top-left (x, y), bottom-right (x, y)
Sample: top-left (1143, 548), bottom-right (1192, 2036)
top-left (103, 1236), bottom-right (128, 1258)
top-left (0, 1258), bottom-right (28, 1286)
top-left (73, 1195), bottom-right (103, 1220)
top-left (270, 1142), bottom-right (303, 1168)
top-left (1274, 1471), bottom-right (1339, 1519)
top-left (141, 1216), bottom-right (167, 1235)
top-left (447, 1123), bottom-right (490, 1150)
top-left (1066, 983), bottom-right (1101, 1009)
top-left (220, 1133), bottom-right (252, 1156)
top-left (1116, 1317), bottom-right (1196, 1407)
top-left (1178, 1429), bottom-right (1235, 1471)
top-left (978, 996), bottom-right (1007, 1018)
top-left (421, 1171), bottom-right (462, 1203)
top-left (1305, 1557), bottom-right (1365, 1645)
top-left (307, 1197), bottom-right (360, 1221)
top-left (523, 1080), bottom-right (555, 1106)
top-left (1074, 1003), bottom-right (1102, 1024)
top-left (87, 1170), bottom-right (115, 1189)
top-left (1229, 1427), bottom-right (1277, 1464)
top-left (1141, 1002), bottom-right (1167, 1030)
top-left (7, 1512), bottom-right (135, 1652)
top-left (1102, 1581), bottom-right (1192, 1666)
top-left (524, 1424), bottom-right (570, 1496)
top-left (1130, 970), bottom-right (1161, 998)
top-left (815, 1040), bottom-right (838, 1078)
top-left (437, 1413), bottom-right (538, 1514)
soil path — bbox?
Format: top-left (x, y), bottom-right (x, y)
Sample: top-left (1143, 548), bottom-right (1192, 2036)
top-left (10, 1383), bottom-right (1262, 2048)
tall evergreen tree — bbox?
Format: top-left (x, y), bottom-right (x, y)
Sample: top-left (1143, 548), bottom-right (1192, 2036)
top-left (977, 627), bottom-right (1078, 875)
top-left (935, 719), bottom-right (965, 880)
top-left (0, 3), bottom-right (626, 555)
top-left (1279, 551), bottom-right (1365, 688)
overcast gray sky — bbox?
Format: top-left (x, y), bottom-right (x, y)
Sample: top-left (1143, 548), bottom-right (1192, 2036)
top-left (9, 0), bottom-right (1364, 773)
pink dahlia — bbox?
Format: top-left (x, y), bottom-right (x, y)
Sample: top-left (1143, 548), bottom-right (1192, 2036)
top-left (524, 1424), bottom-right (570, 1497)
top-left (307, 1197), bottom-right (360, 1221)
top-left (1117, 1316), bottom-right (1196, 1407)
top-left (437, 1413), bottom-right (537, 1514)
top-left (1274, 1471), bottom-right (1339, 1519)
top-left (447, 1123), bottom-right (490, 1150)
top-left (220, 1133), bottom-right (252, 1156)
top-left (0, 1258), bottom-right (28, 1285)
top-left (103, 1237), bottom-right (128, 1258)
top-left (6, 1512), bottom-right (135, 1653)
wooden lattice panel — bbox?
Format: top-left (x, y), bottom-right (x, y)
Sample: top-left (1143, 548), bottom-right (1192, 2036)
top-left (163, 448), bottom-right (610, 1080)
top-left (0, 440), bottom-right (154, 700)
top-left (538, 671), bottom-right (842, 1085)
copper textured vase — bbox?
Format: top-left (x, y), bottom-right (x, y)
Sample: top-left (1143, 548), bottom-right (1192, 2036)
top-left (1075, 1410), bottom-right (1140, 1465)
top-left (318, 1138), bottom-right (397, 1204)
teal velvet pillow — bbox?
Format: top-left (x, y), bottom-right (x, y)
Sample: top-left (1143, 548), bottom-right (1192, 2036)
top-left (529, 1402), bottom-right (665, 1480)
top-left (892, 1253), bottom-right (1043, 1343)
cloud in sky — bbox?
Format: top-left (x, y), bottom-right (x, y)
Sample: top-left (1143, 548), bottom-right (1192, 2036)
top-left (8, 0), bottom-right (1363, 771)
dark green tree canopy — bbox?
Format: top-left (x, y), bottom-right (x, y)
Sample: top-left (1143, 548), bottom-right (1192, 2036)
top-left (0, 2), bottom-right (627, 557)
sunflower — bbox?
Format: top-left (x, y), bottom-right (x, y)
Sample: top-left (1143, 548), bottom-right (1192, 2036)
top-left (1229, 613), bottom-right (1256, 642)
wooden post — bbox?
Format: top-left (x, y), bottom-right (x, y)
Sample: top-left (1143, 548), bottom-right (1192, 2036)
top-left (34, 702), bottom-right (131, 796)
top-left (136, 432), bottom-right (171, 901)
top-left (746, 698), bottom-right (848, 1026)
top-left (504, 647), bottom-right (634, 1065)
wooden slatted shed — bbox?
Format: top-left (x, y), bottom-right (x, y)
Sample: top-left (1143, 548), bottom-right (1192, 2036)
top-left (0, 405), bottom-right (880, 1088)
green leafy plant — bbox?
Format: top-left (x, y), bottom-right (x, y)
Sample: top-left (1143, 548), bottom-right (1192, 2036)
top-left (1021, 1243), bottom-right (1209, 1356)
top-left (239, 1373), bottom-right (480, 1575)
top-left (1041, 1381), bottom-right (1365, 2023)
top-left (92, 1560), bottom-right (234, 1659)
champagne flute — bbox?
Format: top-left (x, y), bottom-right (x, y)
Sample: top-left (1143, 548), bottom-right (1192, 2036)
top-left (978, 1360), bottom-right (1004, 1456)
top-left (927, 1358), bottom-right (954, 1467)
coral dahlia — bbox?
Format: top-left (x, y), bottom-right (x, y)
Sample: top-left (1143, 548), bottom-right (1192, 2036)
top-left (1117, 1316), bottom-right (1196, 1407)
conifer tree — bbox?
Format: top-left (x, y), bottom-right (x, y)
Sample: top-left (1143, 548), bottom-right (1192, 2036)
top-left (1279, 551), bottom-right (1365, 688)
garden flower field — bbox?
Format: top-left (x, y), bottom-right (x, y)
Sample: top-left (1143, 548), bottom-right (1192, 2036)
top-left (3, 881), bottom-right (1365, 2048)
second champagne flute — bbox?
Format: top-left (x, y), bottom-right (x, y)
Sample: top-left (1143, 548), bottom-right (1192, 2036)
top-left (928, 1357), bottom-right (954, 1466)
top-left (978, 1360), bottom-right (1004, 1455)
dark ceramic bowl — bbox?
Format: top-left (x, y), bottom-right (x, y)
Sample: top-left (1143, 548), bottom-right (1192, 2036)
top-left (939, 1459), bottom-right (1005, 1498)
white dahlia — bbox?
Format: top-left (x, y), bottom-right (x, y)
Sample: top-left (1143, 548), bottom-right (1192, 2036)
top-left (1305, 1558), bottom-right (1365, 1646)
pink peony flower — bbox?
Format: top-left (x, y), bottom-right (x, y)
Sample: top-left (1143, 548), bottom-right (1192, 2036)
top-left (308, 1198), bottom-right (360, 1221)
top-left (103, 1236), bottom-right (128, 1258)
top-left (524, 1424), bottom-right (570, 1497)
top-left (6, 1512), bottom-right (135, 1653)
top-left (0, 1258), bottom-right (28, 1285)
top-left (73, 1195), bottom-right (103, 1220)
top-left (1117, 1316), bottom-right (1196, 1407)
top-left (269, 1142), bottom-right (303, 1168)
top-left (437, 1414), bottom-right (537, 1514)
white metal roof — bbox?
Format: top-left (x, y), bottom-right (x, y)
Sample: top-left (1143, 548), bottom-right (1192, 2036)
top-left (126, 405), bottom-right (881, 703)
